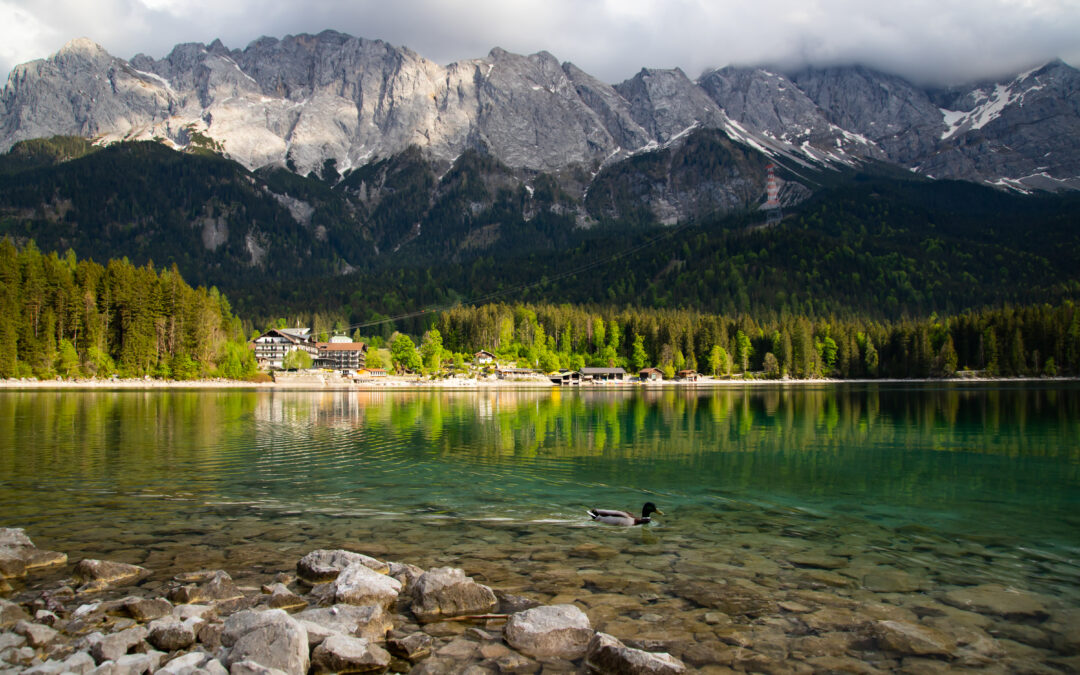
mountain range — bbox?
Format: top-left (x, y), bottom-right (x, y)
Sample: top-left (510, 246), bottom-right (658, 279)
top-left (0, 31), bottom-right (1078, 322)
top-left (2, 30), bottom-right (1079, 201)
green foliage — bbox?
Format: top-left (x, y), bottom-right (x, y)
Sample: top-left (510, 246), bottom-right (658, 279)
top-left (57, 339), bottom-right (80, 378)
top-left (365, 349), bottom-right (388, 370)
top-left (631, 334), bottom-right (649, 371)
top-left (763, 352), bottom-right (780, 378)
top-left (0, 238), bottom-right (248, 379)
top-left (171, 353), bottom-right (198, 380)
top-left (420, 329), bottom-right (444, 373)
top-left (735, 330), bottom-right (753, 372)
top-left (217, 341), bottom-right (257, 380)
top-left (281, 349), bottom-right (313, 371)
top-left (390, 333), bottom-right (422, 373)
top-left (424, 300), bottom-right (1080, 380)
top-left (0, 136), bottom-right (98, 175)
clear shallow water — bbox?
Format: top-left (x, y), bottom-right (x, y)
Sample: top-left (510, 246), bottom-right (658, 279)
top-left (2, 383), bottom-right (1079, 669)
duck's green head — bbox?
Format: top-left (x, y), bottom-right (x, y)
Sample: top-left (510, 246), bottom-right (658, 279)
top-left (643, 502), bottom-right (663, 517)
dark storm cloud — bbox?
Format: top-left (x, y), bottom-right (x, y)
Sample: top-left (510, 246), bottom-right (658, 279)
top-left (2, 0), bottom-right (1078, 86)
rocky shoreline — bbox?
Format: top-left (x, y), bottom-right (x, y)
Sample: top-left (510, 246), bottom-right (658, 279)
top-left (3, 525), bottom-right (1080, 674)
top-left (1, 528), bottom-right (686, 674)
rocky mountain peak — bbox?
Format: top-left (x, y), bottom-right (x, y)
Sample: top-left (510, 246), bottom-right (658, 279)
top-left (57, 37), bottom-right (110, 60)
top-left (0, 32), bottom-right (1077, 193)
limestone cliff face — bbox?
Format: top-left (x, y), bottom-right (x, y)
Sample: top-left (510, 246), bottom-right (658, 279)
top-left (2, 31), bottom-right (1078, 195)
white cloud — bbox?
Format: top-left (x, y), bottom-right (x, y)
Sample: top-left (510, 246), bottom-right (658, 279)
top-left (0, 0), bottom-right (1077, 86)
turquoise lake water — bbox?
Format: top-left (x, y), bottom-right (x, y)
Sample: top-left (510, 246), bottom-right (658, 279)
top-left (1, 383), bottom-right (1078, 668)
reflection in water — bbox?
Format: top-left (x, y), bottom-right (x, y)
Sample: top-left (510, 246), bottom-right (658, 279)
top-left (2, 384), bottom-right (1080, 668)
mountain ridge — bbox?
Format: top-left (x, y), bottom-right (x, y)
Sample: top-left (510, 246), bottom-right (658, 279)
top-left (2, 31), bottom-right (1078, 195)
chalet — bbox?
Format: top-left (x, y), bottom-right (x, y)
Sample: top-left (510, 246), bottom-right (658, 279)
top-left (639, 367), bottom-right (664, 382)
top-left (251, 328), bottom-right (318, 369)
top-left (550, 370), bottom-right (582, 386)
top-left (581, 367), bottom-right (627, 382)
top-left (474, 350), bottom-right (496, 365)
top-left (316, 341), bottom-right (368, 372)
top-left (677, 370), bottom-right (700, 382)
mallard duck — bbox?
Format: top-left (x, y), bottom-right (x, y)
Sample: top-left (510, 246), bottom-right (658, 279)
top-left (587, 502), bottom-right (663, 526)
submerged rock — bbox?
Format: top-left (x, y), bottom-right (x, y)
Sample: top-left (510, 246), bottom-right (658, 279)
top-left (504, 604), bottom-right (593, 660)
top-left (942, 585), bottom-right (1050, 620)
top-left (585, 632), bottom-right (687, 674)
top-left (873, 620), bottom-right (956, 656)
top-left (410, 567), bottom-right (497, 623)
top-left (673, 580), bottom-right (776, 617)
top-left (861, 567), bottom-right (928, 593)
top-left (73, 560), bottom-right (149, 592)
top-left (168, 570), bottom-right (243, 604)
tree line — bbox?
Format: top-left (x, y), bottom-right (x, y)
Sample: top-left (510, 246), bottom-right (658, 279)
top-left (0, 239), bottom-right (256, 380)
top-left (430, 302), bottom-right (1080, 379)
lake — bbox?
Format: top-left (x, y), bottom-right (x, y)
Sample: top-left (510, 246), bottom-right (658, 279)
top-left (2, 383), bottom-right (1079, 670)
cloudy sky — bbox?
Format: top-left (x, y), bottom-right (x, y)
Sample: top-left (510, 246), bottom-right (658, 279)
top-left (2, 0), bottom-right (1079, 86)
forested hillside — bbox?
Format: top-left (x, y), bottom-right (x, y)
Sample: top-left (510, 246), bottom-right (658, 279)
top-left (238, 177), bottom-right (1080, 327)
top-left (427, 301), bottom-right (1080, 379)
top-left (1, 135), bottom-right (1079, 368)
top-left (0, 239), bottom-right (256, 379)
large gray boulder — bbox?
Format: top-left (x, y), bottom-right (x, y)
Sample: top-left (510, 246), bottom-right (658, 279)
top-left (222, 610), bottom-right (308, 675)
top-left (23, 651), bottom-right (96, 675)
top-left (293, 604), bottom-right (392, 642)
top-left (503, 604), bottom-right (593, 660)
top-left (89, 650), bottom-right (165, 675)
top-left (410, 567), bottom-right (497, 623)
top-left (314, 562), bottom-right (401, 609)
top-left (297, 550), bottom-right (390, 583)
top-left (310, 634), bottom-right (391, 673)
top-left (0, 598), bottom-right (30, 627)
top-left (89, 626), bottom-right (148, 664)
top-left (585, 632), bottom-right (687, 674)
top-left (14, 619), bottom-right (58, 647)
top-left (228, 661), bottom-right (290, 675)
top-left (123, 597), bottom-right (173, 622)
top-left (155, 651), bottom-right (217, 675)
top-left (146, 617), bottom-right (199, 651)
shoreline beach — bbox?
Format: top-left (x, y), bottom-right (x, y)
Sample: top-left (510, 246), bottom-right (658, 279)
top-left (0, 375), bottom-right (1074, 391)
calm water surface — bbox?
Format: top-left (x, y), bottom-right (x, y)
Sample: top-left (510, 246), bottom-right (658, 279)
top-left (2, 383), bottom-right (1079, 669)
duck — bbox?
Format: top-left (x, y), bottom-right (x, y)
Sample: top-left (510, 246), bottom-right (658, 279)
top-left (587, 502), bottom-right (663, 526)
